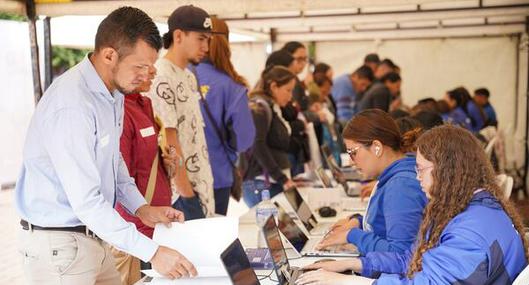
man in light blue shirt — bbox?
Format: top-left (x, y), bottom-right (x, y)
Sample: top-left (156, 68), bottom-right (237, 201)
top-left (16, 7), bottom-right (196, 283)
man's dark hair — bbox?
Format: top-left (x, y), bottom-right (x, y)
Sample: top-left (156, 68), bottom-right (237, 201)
top-left (390, 109), bottom-right (410, 119)
top-left (313, 72), bottom-right (333, 87)
top-left (313, 62), bottom-right (331, 76)
top-left (381, 71), bottom-right (401, 83)
top-left (265, 50), bottom-right (294, 69)
top-left (380, 58), bottom-right (397, 69)
top-left (412, 111), bottom-right (444, 131)
top-left (352, 65), bottom-right (375, 81)
top-left (281, 41), bottom-right (305, 54)
top-left (364, 53), bottom-right (380, 64)
top-left (95, 7), bottom-right (162, 56)
top-left (474, 88), bottom-right (490, 98)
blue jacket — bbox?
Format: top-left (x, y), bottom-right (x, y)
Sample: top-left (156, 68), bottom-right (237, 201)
top-left (362, 191), bottom-right (527, 284)
top-left (347, 156), bottom-right (427, 255)
top-left (331, 74), bottom-right (357, 122)
top-left (443, 107), bottom-right (472, 130)
top-left (466, 101), bottom-right (485, 132)
top-left (194, 62), bottom-right (256, 188)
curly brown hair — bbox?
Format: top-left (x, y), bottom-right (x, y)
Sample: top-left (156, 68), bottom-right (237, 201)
top-left (408, 125), bottom-right (529, 278)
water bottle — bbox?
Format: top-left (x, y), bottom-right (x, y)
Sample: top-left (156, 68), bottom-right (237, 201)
top-left (255, 189), bottom-right (278, 248)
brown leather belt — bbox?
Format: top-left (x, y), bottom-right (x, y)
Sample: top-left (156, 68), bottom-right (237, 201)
top-left (20, 219), bottom-right (98, 238)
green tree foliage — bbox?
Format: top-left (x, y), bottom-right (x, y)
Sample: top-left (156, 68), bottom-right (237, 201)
top-left (0, 12), bottom-right (26, 21)
top-left (52, 46), bottom-right (90, 76)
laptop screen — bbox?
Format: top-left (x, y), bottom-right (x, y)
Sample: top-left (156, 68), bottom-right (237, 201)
top-left (283, 188), bottom-right (318, 232)
top-left (262, 215), bottom-right (289, 284)
top-left (274, 202), bottom-right (309, 253)
top-left (221, 239), bottom-right (261, 285)
top-left (316, 167), bottom-right (333, 188)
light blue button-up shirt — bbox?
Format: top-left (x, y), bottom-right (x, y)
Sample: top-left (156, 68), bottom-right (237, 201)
top-left (15, 56), bottom-right (158, 262)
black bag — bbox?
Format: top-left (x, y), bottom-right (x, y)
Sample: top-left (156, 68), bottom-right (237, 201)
top-left (192, 67), bottom-right (243, 201)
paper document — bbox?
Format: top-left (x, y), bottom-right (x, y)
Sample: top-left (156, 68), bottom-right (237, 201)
top-left (145, 217), bottom-right (238, 279)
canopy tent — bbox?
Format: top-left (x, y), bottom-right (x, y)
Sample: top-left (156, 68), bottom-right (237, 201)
top-left (1, 0), bottom-right (529, 196)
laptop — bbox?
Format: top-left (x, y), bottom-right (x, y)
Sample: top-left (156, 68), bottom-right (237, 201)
top-left (262, 215), bottom-right (304, 285)
top-left (316, 166), bottom-right (333, 188)
top-left (221, 238), bottom-right (261, 285)
top-left (321, 145), bottom-right (363, 184)
top-left (283, 187), bottom-right (333, 235)
top-left (275, 202), bottom-right (360, 258)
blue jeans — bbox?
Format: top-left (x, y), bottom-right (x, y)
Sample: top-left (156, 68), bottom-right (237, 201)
top-left (172, 196), bottom-right (205, 220)
top-left (242, 179), bottom-right (284, 208)
top-left (214, 187), bottom-right (231, 215)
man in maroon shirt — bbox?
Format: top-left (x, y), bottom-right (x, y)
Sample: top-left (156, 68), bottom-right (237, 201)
top-left (114, 66), bottom-right (204, 284)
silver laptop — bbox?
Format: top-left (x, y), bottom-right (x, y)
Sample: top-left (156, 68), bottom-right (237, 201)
top-left (275, 202), bottom-right (360, 258)
top-left (262, 215), bottom-right (303, 285)
top-left (283, 187), bottom-right (333, 235)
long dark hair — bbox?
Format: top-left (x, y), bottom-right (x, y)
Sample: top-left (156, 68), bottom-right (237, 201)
top-left (408, 125), bottom-right (529, 277)
top-left (249, 66), bottom-right (296, 99)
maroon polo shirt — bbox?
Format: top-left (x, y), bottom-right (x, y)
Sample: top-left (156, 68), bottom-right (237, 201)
top-left (116, 93), bottom-right (172, 238)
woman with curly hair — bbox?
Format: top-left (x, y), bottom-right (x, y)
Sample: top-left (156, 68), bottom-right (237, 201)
top-left (298, 125), bottom-right (527, 285)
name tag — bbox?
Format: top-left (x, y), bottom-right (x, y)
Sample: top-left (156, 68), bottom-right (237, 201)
top-left (140, 126), bottom-right (155, 138)
top-left (100, 134), bottom-right (110, 148)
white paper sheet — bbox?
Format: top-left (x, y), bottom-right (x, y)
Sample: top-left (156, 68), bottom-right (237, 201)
top-left (149, 217), bottom-right (238, 278)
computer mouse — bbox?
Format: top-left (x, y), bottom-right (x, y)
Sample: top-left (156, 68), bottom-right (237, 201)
top-left (318, 206), bottom-right (337, 217)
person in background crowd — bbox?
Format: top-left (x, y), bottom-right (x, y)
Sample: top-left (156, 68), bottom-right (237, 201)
top-left (332, 65), bottom-right (374, 126)
top-left (412, 110), bottom-right (444, 131)
top-left (242, 66), bottom-right (297, 207)
top-left (375, 58), bottom-right (399, 79)
top-left (281, 41), bottom-right (318, 176)
top-left (474, 87), bottom-right (498, 127)
top-left (380, 72), bottom-right (402, 112)
top-left (442, 87), bottom-right (474, 131)
top-left (114, 55), bottom-right (204, 284)
top-left (16, 7), bottom-right (197, 283)
top-left (411, 97), bottom-right (439, 115)
top-left (357, 68), bottom-right (392, 112)
top-left (146, 5), bottom-right (215, 216)
top-left (453, 87), bottom-right (486, 132)
top-left (316, 110), bottom-right (427, 258)
top-left (299, 125), bottom-right (527, 285)
top-left (314, 62), bottom-right (334, 80)
top-left (194, 17), bottom-right (255, 215)
top-left (364, 53), bottom-right (381, 73)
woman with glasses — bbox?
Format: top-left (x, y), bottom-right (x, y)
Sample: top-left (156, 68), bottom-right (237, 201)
top-left (297, 125), bottom-right (527, 285)
top-left (315, 109), bottom-right (427, 256)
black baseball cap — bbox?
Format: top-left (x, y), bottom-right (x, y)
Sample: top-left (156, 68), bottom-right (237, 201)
top-left (167, 5), bottom-right (215, 34)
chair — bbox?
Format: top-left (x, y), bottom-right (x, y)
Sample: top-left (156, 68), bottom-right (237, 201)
top-left (513, 264), bottom-right (529, 285)
top-left (496, 174), bottom-right (514, 199)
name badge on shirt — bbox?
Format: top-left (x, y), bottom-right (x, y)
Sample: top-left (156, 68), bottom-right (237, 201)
top-left (100, 134), bottom-right (110, 148)
top-left (140, 126), bottom-right (155, 138)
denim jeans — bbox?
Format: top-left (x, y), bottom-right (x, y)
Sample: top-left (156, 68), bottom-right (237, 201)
top-left (172, 196), bottom-right (205, 220)
top-left (242, 179), bottom-right (284, 208)
top-left (214, 187), bottom-right (231, 215)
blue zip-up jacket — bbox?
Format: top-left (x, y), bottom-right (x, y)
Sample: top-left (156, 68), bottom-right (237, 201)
top-left (443, 107), bottom-right (472, 130)
top-left (194, 62), bottom-right (256, 188)
top-left (361, 191), bottom-right (527, 284)
top-left (347, 156), bottom-right (427, 254)
top-left (466, 100), bottom-right (485, 132)
top-left (331, 74), bottom-right (357, 122)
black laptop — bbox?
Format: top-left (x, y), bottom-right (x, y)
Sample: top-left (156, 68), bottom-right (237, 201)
top-left (221, 238), bottom-right (261, 285)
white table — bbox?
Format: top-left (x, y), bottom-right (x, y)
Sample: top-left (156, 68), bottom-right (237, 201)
top-left (137, 185), bottom-right (366, 285)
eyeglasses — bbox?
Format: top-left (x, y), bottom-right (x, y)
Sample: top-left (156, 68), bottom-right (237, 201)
top-left (415, 165), bottom-right (433, 176)
top-left (346, 146), bottom-right (362, 160)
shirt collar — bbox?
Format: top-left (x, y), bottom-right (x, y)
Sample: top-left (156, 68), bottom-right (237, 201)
top-left (78, 54), bottom-right (122, 103)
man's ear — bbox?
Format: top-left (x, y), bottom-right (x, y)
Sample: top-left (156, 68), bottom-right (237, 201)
top-left (99, 47), bottom-right (118, 65)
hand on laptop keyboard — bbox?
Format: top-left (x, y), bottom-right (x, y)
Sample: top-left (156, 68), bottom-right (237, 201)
top-left (316, 228), bottom-right (349, 251)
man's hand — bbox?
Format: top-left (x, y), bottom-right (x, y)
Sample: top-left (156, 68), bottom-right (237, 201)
top-left (360, 180), bottom-right (377, 201)
top-left (150, 246), bottom-right (197, 279)
top-left (329, 217), bottom-right (360, 232)
top-left (136, 205), bottom-right (185, 228)
top-left (283, 179), bottom-right (297, 191)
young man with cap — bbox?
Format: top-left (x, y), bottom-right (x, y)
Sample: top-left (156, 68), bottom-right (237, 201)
top-left (146, 5), bottom-right (215, 216)
top-left (16, 7), bottom-right (196, 284)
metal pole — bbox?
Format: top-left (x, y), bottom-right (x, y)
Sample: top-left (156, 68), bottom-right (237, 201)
top-left (43, 16), bottom-right (52, 91)
top-left (26, 0), bottom-right (43, 105)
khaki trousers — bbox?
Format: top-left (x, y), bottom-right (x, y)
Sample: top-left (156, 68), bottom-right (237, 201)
top-left (110, 247), bottom-right (141, 285)
top-left (18, 229), bottom-right (121, 285)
